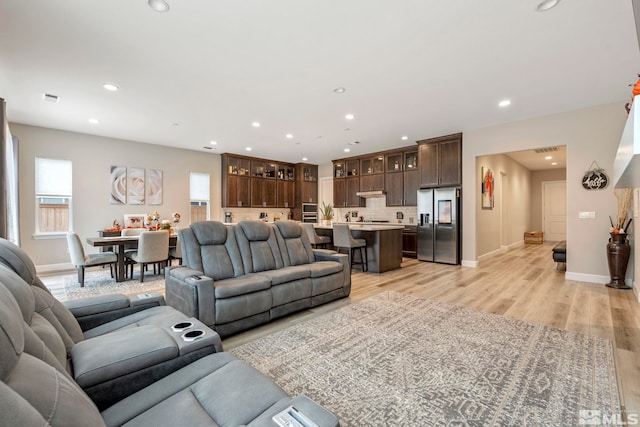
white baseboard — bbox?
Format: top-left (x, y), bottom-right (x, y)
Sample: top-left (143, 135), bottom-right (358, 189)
top-left (634, 284), bottom-right (640, 303)
top-left (36, 262), bottom-right (74, 275)
top-left (564, 271), bottom-right (625, 286)
top-left (461, 259), bottom-right (477, 268)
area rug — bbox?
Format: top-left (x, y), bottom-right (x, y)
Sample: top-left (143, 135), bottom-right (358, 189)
top-left (40, 269), bottom-right (166, 302)
top-left (231, 291), bottom-right (620, 426)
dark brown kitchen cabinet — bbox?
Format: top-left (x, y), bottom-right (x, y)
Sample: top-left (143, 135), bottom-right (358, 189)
top-left (251, 178), bottom-right (276, 208)
top-left (333, 159), bottom-right (364, 207)
top-left (277, 180), bottom-right (295, 208)
top-left (222, 154), bottom-right (251, 207)
top-left (417, 133), bottom-right (462, 188)
top-left (385, 149), bottom-right (418, 206)
top-left (360, 174), bottom-right (384, 192)
top-left (291, 163), bottom-right (318, 220)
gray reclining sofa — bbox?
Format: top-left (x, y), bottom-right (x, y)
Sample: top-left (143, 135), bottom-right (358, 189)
top-left (0, 238), bottom-right (340, 426)
top-left (0, 274), bottom-right (340, 426)
top-left (166, 220), bottom-right (351, 337)
top-left (0, 238), bottom-right (223, 409)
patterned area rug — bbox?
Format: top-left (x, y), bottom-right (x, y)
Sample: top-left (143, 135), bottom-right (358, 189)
top-left (40, 268), bottom-right (166, 302)
top-left (231, 291), bottom-right (620, 426)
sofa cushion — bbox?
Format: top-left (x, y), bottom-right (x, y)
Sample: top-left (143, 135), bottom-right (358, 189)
top-left (101, 353), bottom-right (288, 427)
top-left (191, 221), bottom-right (228, 245)
top-left (308, 261), bottom-right (344, 278)
top-left (214, 274), bottom-right (271, 299)
top-left (235, 221), bottom-right (283, 273)
top-left (273, 221), bottom-right (315, 266)
top-left (261, 265), bottom-right (310, 286)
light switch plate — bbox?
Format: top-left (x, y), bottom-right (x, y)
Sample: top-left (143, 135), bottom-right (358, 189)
top-left (578, 211), bottom-right (596, 219)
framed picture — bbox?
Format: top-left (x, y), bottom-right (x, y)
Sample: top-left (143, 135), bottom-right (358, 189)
top-left (123, 214), bottom-right (146, 228)
top-left (110, 166), bottom-right (127, 204)
top-left (438, 200), bottom-right (452, 224)
top-left (482, 167), bottom-right (494, 209)
top-left (147, 169), bottom-right (163, 205)
top-left (128, 167), bottom-right (145, 205)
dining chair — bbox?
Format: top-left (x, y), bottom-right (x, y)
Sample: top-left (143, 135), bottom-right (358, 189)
top-left (301, 223), bottom-right (331, 249)
top-left (168, 235), bottom-right (182, 266)
top-left (66, 233), bottom-right (117, 287)
top-left (120, 228), bottom-right (145, 278)
top-left (124, 231), bottom-right (170, 282)
top-left (332, 224), bottom-right (368, 272)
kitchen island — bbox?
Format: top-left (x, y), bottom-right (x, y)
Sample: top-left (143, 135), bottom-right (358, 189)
top-left (314, 223), bottom-right (404, 273)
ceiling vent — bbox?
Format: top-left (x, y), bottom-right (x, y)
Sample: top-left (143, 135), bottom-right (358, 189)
top-left (42, 93), bottom-right (60, 103)
top-left (534, 147), bottom-right (559, 153)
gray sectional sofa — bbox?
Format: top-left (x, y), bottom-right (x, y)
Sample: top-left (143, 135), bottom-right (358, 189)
top-left (166, 220), bottom-right (351, 337)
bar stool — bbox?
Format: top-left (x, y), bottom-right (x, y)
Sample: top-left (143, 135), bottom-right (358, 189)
top-left (302, 223), bottom-right (331, 249)
top-left (332, 224), bottom-right (368, 272)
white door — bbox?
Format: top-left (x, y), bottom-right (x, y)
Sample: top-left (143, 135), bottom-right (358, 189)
top-left (542, 181), bottom-right (566, 241)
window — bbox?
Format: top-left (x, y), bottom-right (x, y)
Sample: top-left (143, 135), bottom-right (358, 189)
top-left (35, 158), bottom-right (72, 235)
top-left (189, 172), bottom-right (210, 223)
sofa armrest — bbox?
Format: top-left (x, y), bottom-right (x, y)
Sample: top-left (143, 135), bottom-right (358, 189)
top-left (313, 250), bottom-right (351, 295)
top-left (64, 293), bottom-right (166, 332)
top-left (165, 266), bottom-right (216, 328)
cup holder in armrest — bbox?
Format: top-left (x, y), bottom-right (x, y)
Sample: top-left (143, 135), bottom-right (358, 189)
top-left (171, 321), bottom-right (194, 332)
top-left (181, 329), bottom-right (206, 342)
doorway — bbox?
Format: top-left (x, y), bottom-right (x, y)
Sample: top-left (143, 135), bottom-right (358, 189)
top-left (542, 180), bottom-right (567, 241)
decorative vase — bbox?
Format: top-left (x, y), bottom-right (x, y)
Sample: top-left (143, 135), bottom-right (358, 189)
top-left (606, 233), bottom-right (631, 289)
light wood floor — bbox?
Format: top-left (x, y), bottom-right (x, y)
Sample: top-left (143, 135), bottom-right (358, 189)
top-left (223, 241), bottom-right (640, 418)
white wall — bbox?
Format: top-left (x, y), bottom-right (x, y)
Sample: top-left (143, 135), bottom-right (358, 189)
top-left (12, 123), bottom-right (221, 269)
top-left (475, 154), bottom-right (531, 257)
top-left (463, 102), bottom-right (628, 284)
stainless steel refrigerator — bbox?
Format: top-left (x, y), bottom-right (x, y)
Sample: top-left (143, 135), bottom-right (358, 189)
top-left (417, 187), bottom-right (460, 264)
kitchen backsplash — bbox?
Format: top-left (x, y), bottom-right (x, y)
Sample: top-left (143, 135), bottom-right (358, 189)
top-left (218, 207), bottom-right (292, 223)
top-left (334, 197), bottom-right (417, 224)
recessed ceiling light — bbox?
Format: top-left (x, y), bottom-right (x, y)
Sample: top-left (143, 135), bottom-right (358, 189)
top-left (302, 157), bottom-right (308, 161)
top-left (103, 83), bottom-right (118, 91)
top-left (334, 87), bottom-right (346, 94)
top-left (401, 136), bottom-right (408, 141)
top-left (88, 118), bottom-right (99, 124)
top-left (344, 148), bottom-right (350, 152)
top-left (551, 162), bottom-right (558, 166)
top-left (545, 155), bottom-right (552, 160)
top-left (498, 99), bottom-right (511, 107)
top-left (148, 0), bottom-right (170, 12)
top-left (172, 123), bottom-right (180, 127)
top-left (345, 114), bottom-right (354, 120)
top-left (210, 140), bottom-right (217, 145)
top-left (252, 122), bottom-right (261, 128)
top-left (536, 0), bottom-right (560, 12)
top-left (245, 147), bottom-right (252, 151)
top-left (285, 134), bottom-right (293, 139)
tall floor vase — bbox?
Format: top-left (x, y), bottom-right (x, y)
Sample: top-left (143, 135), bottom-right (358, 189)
top-left (606, 232), bottom-right (631, 289)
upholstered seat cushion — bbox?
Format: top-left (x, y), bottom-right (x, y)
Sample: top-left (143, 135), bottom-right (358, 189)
top-left (101, 353), bottom-right (288, 427)
top-left (309, 261), bottom-right (344, 278)
top-left (82, 306), bottom-right (188, 339)
top-left (214, 274), bottom-right (271, 299)
top-left (261, 265), bottom-right (310, 286)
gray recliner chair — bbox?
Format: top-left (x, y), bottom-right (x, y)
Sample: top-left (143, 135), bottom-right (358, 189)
top-left (0, 271), bottom-right (340, 427)
top-left (0, 238), bottom-right (223, 409)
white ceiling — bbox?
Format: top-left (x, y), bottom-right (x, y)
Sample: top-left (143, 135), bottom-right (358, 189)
top-left (0, 0), bottom-right (639, 166)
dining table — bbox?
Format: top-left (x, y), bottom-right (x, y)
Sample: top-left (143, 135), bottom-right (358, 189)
top-left (86, 234), bottom-right (178, 282)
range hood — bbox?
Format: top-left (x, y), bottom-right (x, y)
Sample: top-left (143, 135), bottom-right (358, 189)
top-left (614, 97), bottom-right (640, 188)
top-left (356, 190), bottom-right (386, 198)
